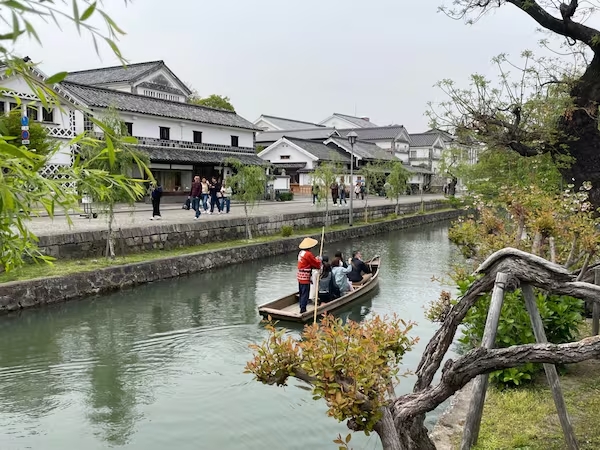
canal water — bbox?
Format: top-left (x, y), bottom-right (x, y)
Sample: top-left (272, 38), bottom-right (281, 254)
top-left (0, 221), bottom-right (460, 450)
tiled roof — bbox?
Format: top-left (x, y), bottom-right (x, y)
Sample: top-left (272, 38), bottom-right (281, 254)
top-left (405, 165), bottom-right (433, 175)
top-left (338, 125), bottom-right (409, 141)
top-left (65, 61), bottom-right (163, 85)
top-left (258, 115), bottom-right (323, 130)
top-left (256, 127), bottom-right (339, 143)
top-left (329, 113), bottom-right (379, 128)
top-left (409, 132), bottom-right (444, 147)
top-left (139, 146), bottom-right (265, 165)
top-left (136, 81), bottom-right (185, 96)
top-left (61, 82), bottom-right (260, 131)
top-left (285, 137), bottom-right (350, 163)
top-left (425, 128), bottom-right (455, 142)
top-left (326, 137), bottom-right (398, 161)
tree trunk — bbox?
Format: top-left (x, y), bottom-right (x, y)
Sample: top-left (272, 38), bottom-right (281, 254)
top-left (244, 203), bottom-right (252, 240)
top-left (395, 198), bottom-right (399, 215)
top-left (106, 205), bottom-right (115, 259)
top-left (558, 52), bottom-right (600, 207)
top-left (373, 407), bottom-right (404, 450)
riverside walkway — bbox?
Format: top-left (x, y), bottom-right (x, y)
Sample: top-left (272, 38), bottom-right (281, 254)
top-left (28, 194), bottom-right (445, 237)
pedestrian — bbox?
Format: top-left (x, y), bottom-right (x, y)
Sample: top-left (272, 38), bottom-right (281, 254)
top-left (201, 177), bottom-right (209, 211)
top-left (221, 180), bottom-right (232, 213)
top-left (189, 175), bottom-right (202, 220)
top-left (330, 181), bottom-right (339, 205)
top-left (311, 183), bottom-right (319, 205)
top-left (208, 176), bottom-right (222, 214)
top-left (339, 179), bottom-right (347, 206)
top-left (150, 182), bottom-right (163, 220)
top-left (354, 181), bottom-right (362, 200)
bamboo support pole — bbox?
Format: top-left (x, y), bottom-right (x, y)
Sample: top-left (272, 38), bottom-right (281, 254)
top-left (313, 227), bottom-right (325, 324)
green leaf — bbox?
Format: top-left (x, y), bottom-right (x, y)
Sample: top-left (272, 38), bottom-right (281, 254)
top-left (104, 38), bottom-right (122, 59)
top-left (80, 1), bottom-right (97, 21)
top-left (100, 10), bottom-right (126, 35)
top-left (23, 20), bottom-right (41, 45)
top-left (45, 72), bottom-right (68, 84)
top-left (72, 0), bottom-right (80, 32)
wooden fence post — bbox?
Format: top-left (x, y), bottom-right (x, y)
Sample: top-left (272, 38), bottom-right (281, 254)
top-left (593, 269), bottom-right (600, 336)
top-left (460, 272), bottom-right (508, 450)
top-left (522, 283), bottom-right (579, 450)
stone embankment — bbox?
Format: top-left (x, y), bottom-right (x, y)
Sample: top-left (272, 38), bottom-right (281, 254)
top-left (38, 200), bottom-right (447, 260)
top-left (0, 209), bottom-right (461, 314)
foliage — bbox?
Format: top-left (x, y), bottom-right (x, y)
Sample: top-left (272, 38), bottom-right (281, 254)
top-left (278, 191), bottom-right (293, 201)
top-left (188, 93), bottom-right (235, 111)
top-left (0, 0), bottom-right (142, 271)
top-left (311, 161), bottom-right (342, 225)
top-left (384, 161), bottom-right (410, 214)
top-left (245, 315), bottom-right (418, 434)
top-left (448, 183), bottom-right (600, 265)
top-left (280, 225), bottom-right (293, 237)
top-left (0, 109), bottom-right (55, 156)
top-left (226, 158), bottom-right (266, 240)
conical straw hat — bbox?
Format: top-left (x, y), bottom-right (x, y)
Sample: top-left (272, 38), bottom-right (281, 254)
top-left (299, 237), bottom-right (318, 249)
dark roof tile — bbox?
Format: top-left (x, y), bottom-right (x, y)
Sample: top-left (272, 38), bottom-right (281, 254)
top-left (285, 137), bottom-right (350, 162)
top-left (139, 146), bottom-right (264, 165)
top-left (65, 61), bottom-right (163, 85)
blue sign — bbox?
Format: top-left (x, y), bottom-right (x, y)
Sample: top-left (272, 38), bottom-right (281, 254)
top-left (21, 130), bottom-right (30, 140)
top-left (20, 116), bottom-right (29, 126)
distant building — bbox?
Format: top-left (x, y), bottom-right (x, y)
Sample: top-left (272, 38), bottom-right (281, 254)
top-left (319, 113), bottom-right (379, 129)
top-left (253, 114), bottom-right (324, 132)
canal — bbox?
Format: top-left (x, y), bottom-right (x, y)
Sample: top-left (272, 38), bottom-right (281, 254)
top-left (0, 221), bottom-right (461, 450)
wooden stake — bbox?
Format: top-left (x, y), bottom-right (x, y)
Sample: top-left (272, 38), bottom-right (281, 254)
top-left (461, 272), bottom-right (508, 450)
top-left (522, 283), bottom-right (579, 450)
top-left (313, 226), bottom-right (325, 324)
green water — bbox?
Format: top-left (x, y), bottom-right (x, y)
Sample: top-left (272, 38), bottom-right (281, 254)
top-left (0, 222), bottom-right (460, 450)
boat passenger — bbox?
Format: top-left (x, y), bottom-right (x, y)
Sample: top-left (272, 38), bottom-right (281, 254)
top-left (331, 257), bottom-right (352, 296)
top-left (347, 250), bottom-right (372, 285)
top-left (318, 263), bottom-right (339, 303)
top-left (297, 237), bottom-right (322, 314)
top-left (335, 251), bottom-right (348, 268)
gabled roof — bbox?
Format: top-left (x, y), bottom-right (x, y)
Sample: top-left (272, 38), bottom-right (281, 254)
top-left (255, 114), bottom-right (324, 130)
top-left (325, 137), bottom-right (398, 161)
top-left (425, 128), bottom-right (455, 142)
top-left (338, 125), bottom-right (410, 141)
top-left (320, 113), bottom-right (378, 128)
top-left (136, 81), bottom-right (185, 96)
top-left (256, 127), bottom-right (340, 143)
top-left (283, 137), bottom-right (350, 162)
top-left (409, 132), bottom-right (445, 148)
top-left (60, 81), bottom-right (260, 131)
top-left (65, 60), bottom-right (192, 95)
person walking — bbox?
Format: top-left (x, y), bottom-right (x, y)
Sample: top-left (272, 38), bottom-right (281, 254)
top-left (311, 183), bottom-right (319, 205)
top-left (189, 175), bottom-right (202, 220)
top-left (330, 182), bottom-right (339, 205)
top-left (201, 177), bottom-right (210, 211)
top-left (339, 179), bottom-right (347, 206)
top-left (150, 182), bottom-right (163, 220)
top-left (221, 180), bottom-right (232, 213)
top-left (208, 176), bottom-right (222, 214)
top-left (297, 237), bottom-right (322, 314)
top-left (354, 181), bottom-right (362, 200)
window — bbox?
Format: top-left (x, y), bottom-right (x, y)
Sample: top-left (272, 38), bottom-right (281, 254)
top-left (26, 105), bottom-right (38, 121)
top-left (193, 131), bottom-right (203, 144)
top-left (83, 113), bottom-right (94, 132)
top-left (231, 135), bottom-right (239, 147)
top-left (42, 107), bottom-right (54, 123)
top-left (280, 155), bottom-right (291, 160)
top-left (125, 122), bottom-right (133, 136)
top-left (9, 102), bottom-right (18, 111)
top-left (159, 126), bottom-right (170, 140)
top-left (410, 150), bottom-right (417, 159)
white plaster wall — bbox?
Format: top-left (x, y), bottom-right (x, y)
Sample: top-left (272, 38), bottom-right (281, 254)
top-left (410, 147), bottom-right (430, 159)
top-left (320, 117), bottom-right (354, 129)
top-left (374, 141), bottom-right (392, 150)
top-left (254, 119), bottom-right (278, 131)
top-left (259, 141), bottom-right (317, 170)
top-left (98, 110), bottom-right (254, 147)
top-left (134, 67), bottom-right (188, 95)
top-left (394, 152), bottom-right (409, 163)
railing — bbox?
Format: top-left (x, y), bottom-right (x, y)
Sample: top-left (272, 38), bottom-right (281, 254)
top-left (135, 137), bottom-right (255, 154)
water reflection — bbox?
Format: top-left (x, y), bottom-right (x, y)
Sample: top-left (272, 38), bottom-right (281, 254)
top-left (0, 221), bottom-right (461, 450)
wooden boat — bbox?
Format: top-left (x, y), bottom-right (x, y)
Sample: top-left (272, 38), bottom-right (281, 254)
top-left (258, 257), bottom-right (381, 323)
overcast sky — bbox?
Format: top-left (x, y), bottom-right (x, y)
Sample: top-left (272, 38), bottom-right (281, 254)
top-left (15, 0), bottom-right (547, 131)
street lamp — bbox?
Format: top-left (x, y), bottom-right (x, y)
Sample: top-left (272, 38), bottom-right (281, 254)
top-left (347, 131), bottom-right (357, 227)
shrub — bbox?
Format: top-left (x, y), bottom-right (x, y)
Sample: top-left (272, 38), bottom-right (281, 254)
top-left (281, 225), bottom-right (293, 237)
top-left (456, 275), bottom-right (584, 387)
top-left (278, 192), bottom-right (294, 201)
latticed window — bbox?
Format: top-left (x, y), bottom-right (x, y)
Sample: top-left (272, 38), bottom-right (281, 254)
top-left (83, 113), bottom-right (94, 133)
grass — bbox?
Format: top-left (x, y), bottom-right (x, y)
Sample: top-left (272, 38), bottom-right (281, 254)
top-left (0, 209), bottom-right (452, 284)
top-left (455, 321), bottom-right (600, 450)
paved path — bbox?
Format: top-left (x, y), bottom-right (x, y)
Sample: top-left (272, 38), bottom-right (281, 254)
top-left (27, 194), bottom-right (445, 237)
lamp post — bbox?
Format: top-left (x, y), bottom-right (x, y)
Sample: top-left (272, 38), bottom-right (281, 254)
top-left (347, 131), bottom-right (357, 226)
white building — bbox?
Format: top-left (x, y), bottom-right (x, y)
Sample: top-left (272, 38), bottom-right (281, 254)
top-left (253, 114), bottom-right (323, 132)
top-left (319, 113), bottom-right (379, 129)
top-left (0, 59), bottom-right (263, 198)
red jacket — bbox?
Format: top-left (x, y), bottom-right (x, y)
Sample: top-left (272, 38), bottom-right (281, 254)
top-left (297, 250), bottom-right (321, 284)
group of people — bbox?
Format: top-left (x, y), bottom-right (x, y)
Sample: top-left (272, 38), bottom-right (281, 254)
top-left (296, 237), bottom-right (373, 313)
top-left (187, 176), bottom-right (233, 219)
top-left (311, 180), bottom-right (367, 206)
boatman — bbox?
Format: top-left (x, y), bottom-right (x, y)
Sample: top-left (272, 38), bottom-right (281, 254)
top-left (297, 237), bottom-right (322, 314)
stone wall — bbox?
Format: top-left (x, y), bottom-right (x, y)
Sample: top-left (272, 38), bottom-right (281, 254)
top-left (0, 209), bottom-right (461, 314)
top-left (39, 200), bottom-right (446, 260)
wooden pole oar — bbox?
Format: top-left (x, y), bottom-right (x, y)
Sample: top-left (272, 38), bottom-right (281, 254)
top-left (313, 226), bottom-right (326, 324)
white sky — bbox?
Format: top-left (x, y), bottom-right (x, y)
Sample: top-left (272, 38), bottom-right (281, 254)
top-left (15, 0), bottom-right (550, 131)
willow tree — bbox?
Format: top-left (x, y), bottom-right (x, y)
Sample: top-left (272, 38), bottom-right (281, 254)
top-left (311, 160), bottom-right (342, 226)
top-left (431, 0), bottom-right (600, 205)
top-left (226, 158), bottom-right (266, 240)
top-left (386, 162), bottom-right (410, 215)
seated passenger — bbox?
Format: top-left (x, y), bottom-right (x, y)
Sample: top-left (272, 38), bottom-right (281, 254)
top-left (347, 250), bottom-right (372, 285)
top-left (331, 257), bottom-right (352, 296)
top-left (318, 263), bottom-right (339, 303)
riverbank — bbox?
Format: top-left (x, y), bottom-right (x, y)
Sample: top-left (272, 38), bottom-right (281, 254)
top-left (0, 208), bottom-right (461, 314)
